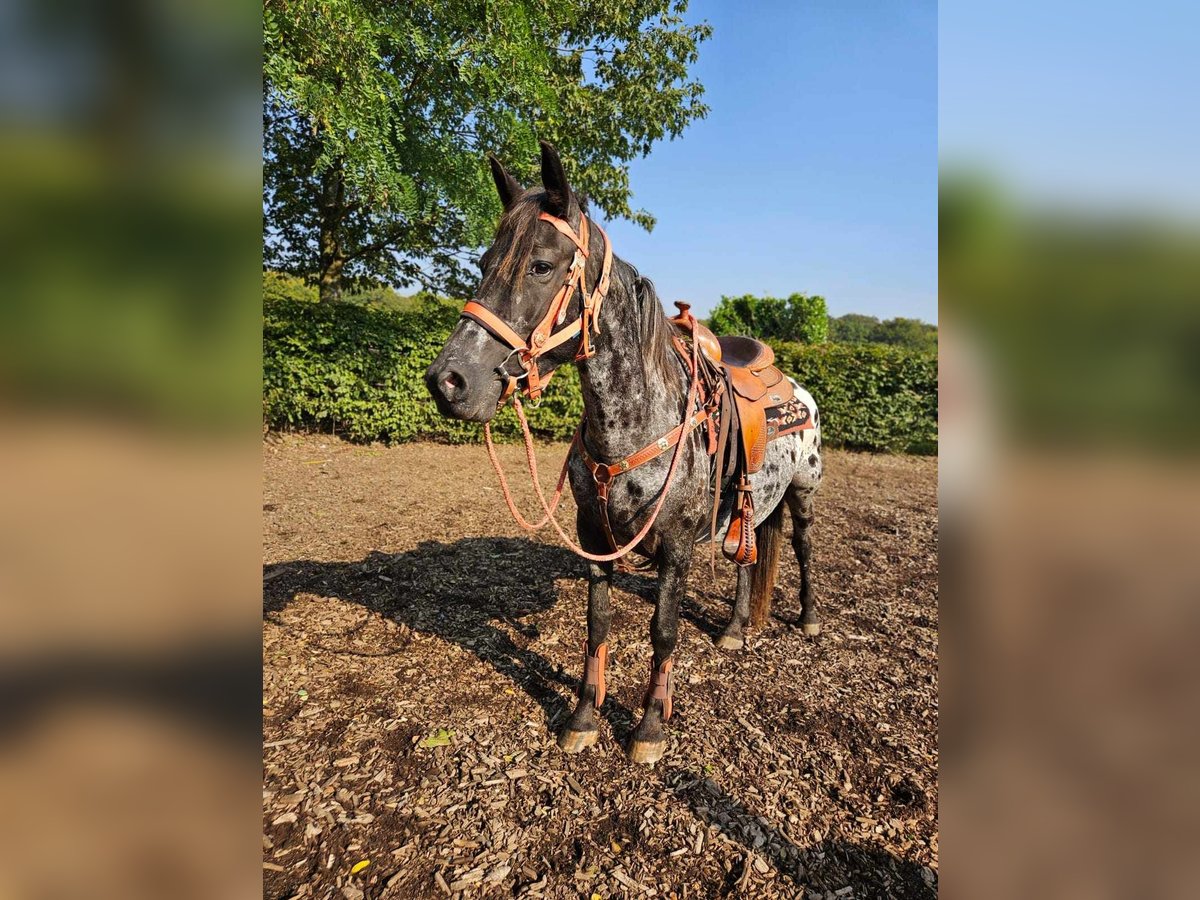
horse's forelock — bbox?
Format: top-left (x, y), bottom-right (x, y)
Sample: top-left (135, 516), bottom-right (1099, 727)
top-left (488, 190), bottom-right (591, 285)
top-left (490, 194), bottom-right (543, 284)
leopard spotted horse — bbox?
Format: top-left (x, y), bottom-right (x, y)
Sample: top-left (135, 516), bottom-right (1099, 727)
top-left (427, 142), bottom-right (822, 764)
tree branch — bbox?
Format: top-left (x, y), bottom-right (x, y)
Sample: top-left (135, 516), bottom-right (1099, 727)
top-left (345, 227), bottom-right (407, 262)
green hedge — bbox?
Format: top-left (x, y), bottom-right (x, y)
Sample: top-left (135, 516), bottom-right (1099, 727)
top-left (263, 296), bottom-right (584, 443)
top-left (264, 297), bottom-right (937, 453)
top-left (772, 342), bottom-right (938, 454)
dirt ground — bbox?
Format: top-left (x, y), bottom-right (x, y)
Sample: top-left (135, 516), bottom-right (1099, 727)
top-left (263, 435), bottom-right (938, 900)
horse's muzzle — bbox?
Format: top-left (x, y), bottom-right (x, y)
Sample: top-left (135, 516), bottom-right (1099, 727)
top-left (424, 362), bottom-right (501, 422)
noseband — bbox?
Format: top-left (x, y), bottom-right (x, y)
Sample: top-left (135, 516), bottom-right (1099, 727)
top-left (460, 211), bottom-right (613, 403)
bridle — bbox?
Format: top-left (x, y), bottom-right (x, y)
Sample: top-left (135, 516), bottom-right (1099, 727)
top-left (459, 210), bottom-right (613, 403)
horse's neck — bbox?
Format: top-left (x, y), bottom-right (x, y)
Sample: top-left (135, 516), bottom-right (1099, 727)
top-left (576, 264), bottom-right (686, 461)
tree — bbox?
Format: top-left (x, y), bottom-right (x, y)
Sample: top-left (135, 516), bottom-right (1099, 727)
top-left (828, 313), bottom-right (937, 350)
top-left (828, 313), bottom-right (880, 344)
top-left (264, 0), bottom-right (711, 302)
top-left (872, 317), bottom-right (938, 352)
top-left (707, 293), bottom-right (829, 343)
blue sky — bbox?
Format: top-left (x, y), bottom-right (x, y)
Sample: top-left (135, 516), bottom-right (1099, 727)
top-left (940, 0), bottom-right (1200, 217)
top-left (601, 0), bottom-right (937, 323)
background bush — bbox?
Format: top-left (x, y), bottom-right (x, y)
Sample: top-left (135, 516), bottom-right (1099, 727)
top-left (771, 342), bottom-right (937, 453)
top-left (707, 293), bottom-right (830, 344)
top-left (264, 292), bottom-right (584, 444)
top-left (264, 277), bottom-right (936, 453)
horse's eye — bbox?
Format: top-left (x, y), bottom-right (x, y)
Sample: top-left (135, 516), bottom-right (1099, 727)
top-left (530, 260), bottom-right (554, 277)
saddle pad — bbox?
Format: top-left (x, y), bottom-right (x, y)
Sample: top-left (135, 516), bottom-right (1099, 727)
top-left (765, 397), bottom-right (814, 440)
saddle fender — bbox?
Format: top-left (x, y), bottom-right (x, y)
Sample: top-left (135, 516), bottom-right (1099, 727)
top-left (729, 365), bottom-right (793, 474)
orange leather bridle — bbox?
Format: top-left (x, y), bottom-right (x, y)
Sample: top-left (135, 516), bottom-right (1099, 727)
top-left (460, 211), bottom-right (613, 403)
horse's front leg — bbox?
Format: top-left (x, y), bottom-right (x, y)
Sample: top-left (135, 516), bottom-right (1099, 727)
top-left (559, 521), bottom-right (613, 753)
top-left (628, 536), bottom-right (690, 765)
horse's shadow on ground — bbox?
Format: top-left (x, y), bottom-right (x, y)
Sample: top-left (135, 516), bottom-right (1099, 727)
top-left (264, 538), bottom-right (932, 897)
top-left (263, 537), bottom-right (729, 737)
top-left (664, 766), bottom-right (935, 897)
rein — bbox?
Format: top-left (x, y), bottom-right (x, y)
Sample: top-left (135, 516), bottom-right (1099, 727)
top-left (468, 209), bottom-right (704, 562)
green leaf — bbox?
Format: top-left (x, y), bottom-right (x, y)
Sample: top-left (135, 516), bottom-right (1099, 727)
top-left (419, 727), bottom-right (454, 748)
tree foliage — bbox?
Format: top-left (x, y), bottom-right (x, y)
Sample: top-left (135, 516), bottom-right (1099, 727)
top-left (826, 312), bottom-right (877, 344)
top-left (828, 313), bottom-right (938, 352)
top-left (263, 0), bottom-right (711, 301)
top-left (707, 293), bottom-right (829, 344)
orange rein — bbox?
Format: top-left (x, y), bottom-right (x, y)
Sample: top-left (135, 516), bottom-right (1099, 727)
top-left (483, 334), bottom-right (702, 563)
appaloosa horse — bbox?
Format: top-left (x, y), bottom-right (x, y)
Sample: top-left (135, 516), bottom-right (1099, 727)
top-left (426, 142), bottom-right (822, 764)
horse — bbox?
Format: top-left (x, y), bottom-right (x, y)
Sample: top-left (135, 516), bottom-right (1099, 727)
top-left (426, 141), bottom-right (823, 764)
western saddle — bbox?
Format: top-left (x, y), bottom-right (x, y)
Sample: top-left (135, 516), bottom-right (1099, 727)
top-left (667, 302), bottom-right (810, 566)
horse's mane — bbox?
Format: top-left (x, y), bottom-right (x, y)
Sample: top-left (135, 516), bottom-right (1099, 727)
top-left (620, 262), bottom-right (675, 381)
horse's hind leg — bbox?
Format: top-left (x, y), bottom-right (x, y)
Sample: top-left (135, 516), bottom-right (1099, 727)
top-left (716, 566), bottom-right (751, 650)
top-left (786, 486), bottom-right (820, 636)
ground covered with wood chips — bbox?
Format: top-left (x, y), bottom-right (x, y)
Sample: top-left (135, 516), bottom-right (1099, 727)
top-left (263, 436), bottom-right (938, 900)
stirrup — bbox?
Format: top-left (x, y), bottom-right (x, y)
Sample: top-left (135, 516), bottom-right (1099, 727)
top-left (722, 478), bottom-right (757, 566)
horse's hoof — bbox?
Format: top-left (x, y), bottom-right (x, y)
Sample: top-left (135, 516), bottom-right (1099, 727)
top-left (715, 634), bottom-right (744, 651)
top-left (801, 622), bottom-right (821, 636)
top-left (558, 728), bottom-right (598, 754)
top-left (627, 738), bottom-right (666, 765)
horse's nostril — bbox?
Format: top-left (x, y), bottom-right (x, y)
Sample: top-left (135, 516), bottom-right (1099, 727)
top-left (440, 369), bottom-right (467, 401)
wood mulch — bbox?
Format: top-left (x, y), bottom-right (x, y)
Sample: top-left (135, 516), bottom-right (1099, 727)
top-left (263, 435), bottom-right (938, 899)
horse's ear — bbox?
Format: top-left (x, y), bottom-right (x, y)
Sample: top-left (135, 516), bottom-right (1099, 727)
top-left (538, 140), bottom-right (575, 218)
top-left (488, 154), bottom-right (523, 210)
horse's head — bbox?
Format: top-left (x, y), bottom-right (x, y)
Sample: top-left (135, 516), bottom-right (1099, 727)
top-left (426, 141), bottom-right (598, 422)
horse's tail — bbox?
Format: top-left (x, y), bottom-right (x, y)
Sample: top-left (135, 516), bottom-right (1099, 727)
top-left (749, 500), bottom-right (786, 629)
